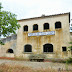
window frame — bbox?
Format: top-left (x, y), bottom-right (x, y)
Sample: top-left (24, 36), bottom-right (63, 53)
top-left (55, 21), bottom-right (62, 29)
top-left (33, 24), bottom-right (38, 31)
top-left (23, 25), bottom-right (28, 32)
top-left (44, 23), bottom-right (49, 30)
top-left (43, 43), bottom-right (53, 53)
top-left (24, 44), bottom-right (32, 53)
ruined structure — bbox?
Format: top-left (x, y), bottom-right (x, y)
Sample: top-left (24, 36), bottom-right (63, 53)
top-left (0, 34), bottom-right (17, 57)
top-left (0, 12), bottom-right (72, 60)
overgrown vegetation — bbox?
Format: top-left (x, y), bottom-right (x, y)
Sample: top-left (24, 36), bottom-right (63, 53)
top-left (68, 42), bottom-right (72, 51)
top-left (29, 54), bottom-right (46, 62)
top-left (0, 63), bottom-right (72, 72)
top-left (0, 63), bottom-right (58, 72)
top-left (66, 41), bottom-right (72, 64)
top-left (0, 3), bottom-right (20, 45)
top-left (66, 57), bottom-right (72, 64)
top-left (46, 59), bottom-right (66, 63)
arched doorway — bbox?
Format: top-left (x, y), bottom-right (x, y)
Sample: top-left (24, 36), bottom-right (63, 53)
top-left (24, 44), bottom-right (32, 52)
top-left (6, 49), bottom-right (14, 57)
top-left (43, 43), bottom-right (53, 52)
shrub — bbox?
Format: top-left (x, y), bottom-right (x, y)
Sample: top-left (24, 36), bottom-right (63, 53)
top-left (66, 57), bottom-right (72, 64)
top-left (29, 54), bottom-right (46, 62)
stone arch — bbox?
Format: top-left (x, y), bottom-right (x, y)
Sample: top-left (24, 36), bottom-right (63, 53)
top-left (43, 43), bottom-right (53, 52)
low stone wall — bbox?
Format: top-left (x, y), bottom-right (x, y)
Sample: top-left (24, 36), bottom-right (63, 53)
top-left (0, 34), bottom-right (17, 57)
top-left (1, 34), bottom-right (17, 43)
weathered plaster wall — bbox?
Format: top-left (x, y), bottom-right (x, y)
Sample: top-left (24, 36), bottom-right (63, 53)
top-left (16, 13), bottom-right (70, 59)
top-left (0, 34), bottom-right (17, 57)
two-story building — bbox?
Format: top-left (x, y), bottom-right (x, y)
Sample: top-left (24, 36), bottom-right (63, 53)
top-left (0, 12), bottom-right (72, 60)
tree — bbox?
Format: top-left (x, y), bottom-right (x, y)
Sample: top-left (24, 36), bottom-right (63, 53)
top-left (0, 3), bottom-right (20, 45)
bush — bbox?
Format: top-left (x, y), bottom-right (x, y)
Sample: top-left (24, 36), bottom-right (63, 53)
top-left (28, 54), bottom-right (46, 62)
top-left (66, 57), bottom-right (72, 63)
top-left (48, 59), bottom-right (66, 63)
top-left (66, 57), bottom-right (72, 64)
top-left (29, 54), bottom-right (46, 59)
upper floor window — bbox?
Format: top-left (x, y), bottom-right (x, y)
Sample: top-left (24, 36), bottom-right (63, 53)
top-left (23, 25), bottom-right (28, 31)
top-left (55, 21), bottom-right (62, 29)
top-left (33, 24), bottom-right (38, 31)
top-left (44, 23), bottom-right (49, 30)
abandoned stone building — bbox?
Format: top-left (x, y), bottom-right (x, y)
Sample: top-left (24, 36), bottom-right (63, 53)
top-left (0, 12), bottom-right (72, 60)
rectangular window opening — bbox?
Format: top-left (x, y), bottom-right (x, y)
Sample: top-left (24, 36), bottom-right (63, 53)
top-left (62, 47), bottom-right (66, 52)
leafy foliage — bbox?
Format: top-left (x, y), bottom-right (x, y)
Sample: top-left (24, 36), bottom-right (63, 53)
top-left (0, 40), bottom-right (4, 45)
top-left (69, 42), bottom-right (72, 44)
top-left (0, 3), bottom-right (20, 45)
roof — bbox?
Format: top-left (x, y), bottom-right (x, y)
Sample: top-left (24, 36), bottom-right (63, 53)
top-left (18, 12), bottom-right (70, 23)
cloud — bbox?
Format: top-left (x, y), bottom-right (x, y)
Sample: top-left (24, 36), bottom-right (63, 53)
top-left (0, 0), bottom-right (72, 19)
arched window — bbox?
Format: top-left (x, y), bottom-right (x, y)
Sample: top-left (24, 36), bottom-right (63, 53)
top-left (55, 21), bottom-right (61, 29)
top-left (24, 44), bottom-right (32, 52)
top-left (23, 25), bottom-right (28, 31)
top-left (44, 23), bottom-right (49, 30)
top-left (33, 24), bottom-right (38, 31)
top-left (7, 49), bottom-right (14, 53)
top-left (43, 43), bottom-right (53, 52)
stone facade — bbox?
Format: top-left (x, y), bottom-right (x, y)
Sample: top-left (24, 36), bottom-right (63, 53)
top-left (0, 34), bottom-right (17, 57)
top-left (0, 12), bottom-right (72, 59)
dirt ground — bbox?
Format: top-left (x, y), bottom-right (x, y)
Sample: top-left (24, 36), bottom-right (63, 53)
top-left (0, 59), bottom-right (72, 70)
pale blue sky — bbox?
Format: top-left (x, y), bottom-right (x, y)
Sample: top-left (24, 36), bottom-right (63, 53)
top-left (0, 0), bottom-right (72, 20)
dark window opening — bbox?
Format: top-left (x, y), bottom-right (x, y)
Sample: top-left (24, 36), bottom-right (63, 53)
top-left (33, 24), bottom-right (38, 31)
top-left (24, 44), bottom-right (32, 52)
top-left (43, 43), bottom-right (53, 52)
top-left (7, 49), bottom-right (14, 53)
top-left (55, 22), bottom-right (61, 29)
top-left (44, 23), bottom-right (49, 30)
top-left (24, 25), bottom-right (28, 31)
top-left (62, 47), bottom-right (66, 51)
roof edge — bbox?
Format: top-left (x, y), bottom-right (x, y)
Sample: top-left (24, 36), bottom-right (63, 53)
top-left (18, 12), bottom-right (70, 22)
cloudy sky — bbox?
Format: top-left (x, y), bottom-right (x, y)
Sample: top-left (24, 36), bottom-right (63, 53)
top-left (0, 0), bottom-right (72, 20)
